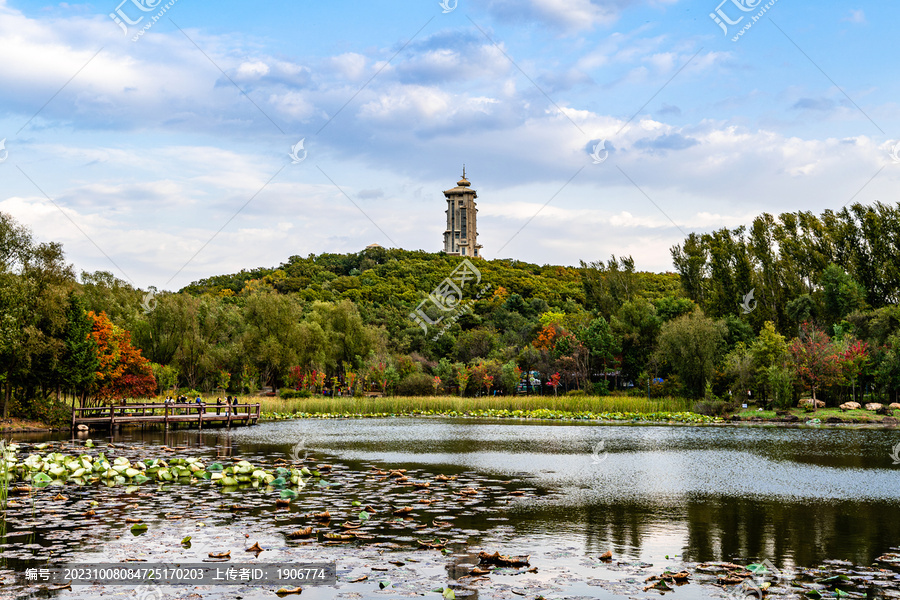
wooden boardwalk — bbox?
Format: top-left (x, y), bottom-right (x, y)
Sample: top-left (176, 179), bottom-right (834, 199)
top-left (72, 402), bottom-right (262, 430)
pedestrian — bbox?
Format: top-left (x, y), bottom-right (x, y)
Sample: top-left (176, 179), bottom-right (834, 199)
top-left (216, 397), bottom-right (222, 415)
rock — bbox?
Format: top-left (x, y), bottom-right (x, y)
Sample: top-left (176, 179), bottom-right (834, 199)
top-left (76, 424), bottom-right (89, 431)
top-left (865, 403), bottom-right (883, 411)
top-left (840, 402), bottom-right (861, 411)
top-left (889, 403), bottom-right (900, 410)
top-left (780, 414), bottom-right (799, 422)
top-left (883, 417), bottom-right (898, 426)
top-left (800, 399), bottom-right (825, 408)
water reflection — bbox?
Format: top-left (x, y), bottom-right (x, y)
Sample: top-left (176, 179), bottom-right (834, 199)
top-left (15, 418), bottom-right (900, 568)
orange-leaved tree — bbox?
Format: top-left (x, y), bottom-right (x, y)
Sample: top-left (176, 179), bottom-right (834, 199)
top-left (88, 311), bottom-right (156, 403)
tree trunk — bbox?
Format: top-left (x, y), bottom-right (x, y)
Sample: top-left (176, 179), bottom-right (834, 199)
top-left (3, 379), bottom-right (10, 419)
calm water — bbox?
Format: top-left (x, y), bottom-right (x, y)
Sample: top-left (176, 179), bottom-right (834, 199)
top-left (221, 418), bottom-right (900, 567)
top-left (6, 418), bottom-right (900, 599)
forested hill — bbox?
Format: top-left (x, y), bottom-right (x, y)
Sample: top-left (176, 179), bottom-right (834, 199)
top-left (179, 248), bottom-right (681, 357)
top-left (181, 248), bottom-right (680, 314)
top-left (4, 200), bottom-right (900, 413)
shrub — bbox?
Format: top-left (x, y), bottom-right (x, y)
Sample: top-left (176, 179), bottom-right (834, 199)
top-left (20, 394), bottom-right (71, 427)
top-left (692, 399), bottom-right (727, 416)
top-left (396, 372), bottom-right (436, 396)
top-left (280, 389), bottom-right (312, 399)
top-left (566, 389), bottom-right (586, 396)
top-left (592, 380), bottom-right (610, 396)
top-left (767, 366), bottom-right (795, 410)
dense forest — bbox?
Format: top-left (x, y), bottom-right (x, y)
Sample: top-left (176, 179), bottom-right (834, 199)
top-left (3, 201), bottom-right (900, 422)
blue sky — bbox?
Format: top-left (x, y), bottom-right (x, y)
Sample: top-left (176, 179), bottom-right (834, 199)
top-left (1, 0), bottom-right (898, 291)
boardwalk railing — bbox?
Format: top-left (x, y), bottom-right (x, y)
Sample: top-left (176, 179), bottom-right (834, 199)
top-left (72, 402), bottom-right (262, 430)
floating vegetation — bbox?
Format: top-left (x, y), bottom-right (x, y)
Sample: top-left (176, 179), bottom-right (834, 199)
top-left (260, 409), bottom-right (721, 424)
top-left (0, 441), bottom-right (311, 493)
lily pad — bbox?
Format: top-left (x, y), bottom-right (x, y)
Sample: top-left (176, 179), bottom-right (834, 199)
top-left (130, 523), bottom-right (148, 535)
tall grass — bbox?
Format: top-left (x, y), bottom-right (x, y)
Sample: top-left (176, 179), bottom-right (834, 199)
top-left (257, 394), bottom-right (694, 415)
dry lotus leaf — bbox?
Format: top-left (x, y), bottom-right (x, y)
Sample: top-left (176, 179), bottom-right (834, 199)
top-left (393, 506), bottom-right (413, 514)
top-left (246, 542), bottom-right (263, 552)
top-left (599, 550), bottom-right (613, 561)
top-left (288, 527), bottom-right (313, 539)
top-left (275, 586), bottom-right (303, 596)
top-left (314, 511), bottom-right (331, 521)
top-left (208, 550), bottom-right (231, 558)
top-left (478, 551), bottom-right (530, 567)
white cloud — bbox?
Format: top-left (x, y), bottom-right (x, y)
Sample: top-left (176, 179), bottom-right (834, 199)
top-left (843, 9), bottom-right (865, 24)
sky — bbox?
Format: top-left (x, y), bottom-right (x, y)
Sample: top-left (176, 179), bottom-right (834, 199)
top-left (0, 0), bottom-right (898, 291)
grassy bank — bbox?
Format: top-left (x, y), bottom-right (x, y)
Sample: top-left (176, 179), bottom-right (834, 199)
top-left (256, 394), bottom-right (694, 416)
top-left (734, 406), bottom-right (900, 423)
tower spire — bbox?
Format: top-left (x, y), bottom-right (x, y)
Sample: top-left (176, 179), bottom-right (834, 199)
top-left (462, 164), bottom-right (466, 179)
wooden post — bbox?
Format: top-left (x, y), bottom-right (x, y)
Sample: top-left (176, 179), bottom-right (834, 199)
top-left (109, 405), bottom-right (114, 429)
top-left (164, 404), bottom-right (169, 429)
top-left (198, 404), bottom-right (203, 429)
top-left (227, 404), bottom-right (232, 428)
top-left (71, 406), bottom-right (76, 430)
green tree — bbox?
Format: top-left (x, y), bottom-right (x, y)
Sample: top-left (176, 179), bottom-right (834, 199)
top-left (655, 309), bottom-right (724, 398)
top-left (820, 264), bottom-right (866, 330)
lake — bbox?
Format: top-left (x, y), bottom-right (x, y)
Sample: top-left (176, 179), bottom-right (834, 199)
top-left (4, 418), bottom-right (899, 599)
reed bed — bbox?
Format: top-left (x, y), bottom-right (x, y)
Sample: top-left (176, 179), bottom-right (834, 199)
top-left (255, 394), bottom-right (693, 416)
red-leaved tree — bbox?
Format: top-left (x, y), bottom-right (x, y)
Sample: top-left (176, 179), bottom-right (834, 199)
top-left (789, 322), bottom-right (840, 410)
top-left (88, 311), bottom-right (156, 403)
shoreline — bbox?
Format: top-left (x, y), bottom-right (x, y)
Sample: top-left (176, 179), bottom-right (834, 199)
top-left (6, 413), bottom-right (897, 435)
